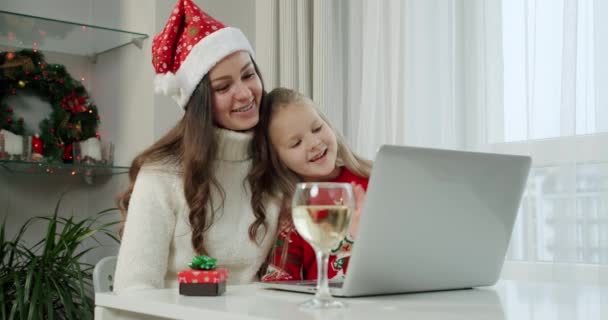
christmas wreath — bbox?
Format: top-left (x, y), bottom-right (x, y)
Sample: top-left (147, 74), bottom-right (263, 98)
top-left (0, 49), bottom-right (100, 162)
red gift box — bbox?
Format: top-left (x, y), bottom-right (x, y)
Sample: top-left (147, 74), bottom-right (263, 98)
top-left (178, 268), bottom-right (228, 284)
top-left (178, 268), bottom-right (228, 296)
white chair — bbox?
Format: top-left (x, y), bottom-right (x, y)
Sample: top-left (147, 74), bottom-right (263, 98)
top-left (93, 256), bottom-right (117, 293)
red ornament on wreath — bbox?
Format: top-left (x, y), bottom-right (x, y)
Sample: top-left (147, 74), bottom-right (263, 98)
top-left (61, 91), bottom-right (88, 114)
top-left (62, 143), bottom-right (73, 163)
top-left (31, 134), bottom-right (44, 161)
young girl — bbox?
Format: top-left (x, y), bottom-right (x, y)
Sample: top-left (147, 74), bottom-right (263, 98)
top-left (250, 87), bottom-right (372, 281)
top-left (113, 0), bottom-right (279, 292)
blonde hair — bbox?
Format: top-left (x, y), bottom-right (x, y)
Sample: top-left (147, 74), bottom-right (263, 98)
top-left (249, 87), bottom-right (372, 275)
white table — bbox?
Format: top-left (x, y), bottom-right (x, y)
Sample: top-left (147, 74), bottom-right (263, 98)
top-left (95, 280), bottom-right (607, 320)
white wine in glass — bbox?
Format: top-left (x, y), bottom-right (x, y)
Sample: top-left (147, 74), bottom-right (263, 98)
top-left (292, 182), bottom-right (354, 309)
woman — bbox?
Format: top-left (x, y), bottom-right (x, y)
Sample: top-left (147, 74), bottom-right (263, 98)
top-left (113, 0), bottom-right (279, 291)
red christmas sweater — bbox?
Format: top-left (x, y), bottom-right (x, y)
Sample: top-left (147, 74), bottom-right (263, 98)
top-left (261, 167), bottom-right (369, 282)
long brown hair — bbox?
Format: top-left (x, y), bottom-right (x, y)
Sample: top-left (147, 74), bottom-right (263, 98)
top-left (118, 60), bottom-right (266, 255)
top-left (249, 87), bottom-right (372, 271)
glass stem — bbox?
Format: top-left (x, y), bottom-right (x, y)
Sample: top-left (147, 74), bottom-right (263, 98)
top-left (315, 250), bottom-right (332, 300)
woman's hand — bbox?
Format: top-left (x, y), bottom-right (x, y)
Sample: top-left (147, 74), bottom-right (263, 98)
top-left (348, 183), bottom-right (367, 240)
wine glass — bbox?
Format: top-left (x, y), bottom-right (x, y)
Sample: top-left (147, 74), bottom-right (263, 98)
top-left (292, 182), bottom-right (355, 309)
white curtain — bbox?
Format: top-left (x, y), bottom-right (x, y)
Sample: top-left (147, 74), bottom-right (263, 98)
top-left (256, 0), bottom-right (608, 284)
top-left (311, 0), bottom-right (503, 156)
top-left (352, 0), bottom-right (466, 155)
top-left (255, 0), bottom-right (349, 133)
top-left (254, 0), bottom-right (313, 96)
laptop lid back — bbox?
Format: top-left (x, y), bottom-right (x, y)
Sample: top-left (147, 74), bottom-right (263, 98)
top-left (342, 145), bottom-right (531, 296)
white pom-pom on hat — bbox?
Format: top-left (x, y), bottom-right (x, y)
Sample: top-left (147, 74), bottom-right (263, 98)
top-left (154, 72), bottom-right (181, 99)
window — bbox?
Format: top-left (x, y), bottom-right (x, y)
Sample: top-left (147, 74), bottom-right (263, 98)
top-left (500, 0), bottom-right (608, 265)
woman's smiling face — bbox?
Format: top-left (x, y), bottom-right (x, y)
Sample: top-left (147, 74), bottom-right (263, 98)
top-left (209, 51), bottom-right (262, 131)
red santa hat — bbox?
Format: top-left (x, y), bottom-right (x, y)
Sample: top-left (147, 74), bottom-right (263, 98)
top-left (152, 0), bottom-right (254, 109)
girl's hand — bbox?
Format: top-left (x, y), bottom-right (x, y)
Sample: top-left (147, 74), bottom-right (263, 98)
top-left (348, 183), bottom-right (366, 240)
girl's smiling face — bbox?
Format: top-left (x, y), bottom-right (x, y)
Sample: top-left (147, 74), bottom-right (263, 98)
top-left (269, 101), bottom-right (339, 181)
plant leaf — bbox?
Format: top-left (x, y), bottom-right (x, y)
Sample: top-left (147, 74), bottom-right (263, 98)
top-left (3, 194), bottom-right (119, 319)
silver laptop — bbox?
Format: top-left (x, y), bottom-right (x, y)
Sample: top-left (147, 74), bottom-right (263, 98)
top-left (260, 145), bottom-right (531, 297)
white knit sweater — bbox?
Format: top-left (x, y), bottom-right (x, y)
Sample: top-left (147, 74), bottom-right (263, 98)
top-left (113, 128), bottom-right (279, 292)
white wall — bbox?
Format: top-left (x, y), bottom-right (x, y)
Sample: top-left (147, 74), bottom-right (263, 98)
top-left (200, 0), bottom-right (256, 48)
top-left (0, 0), bottom-right (93, 23)
top-left (91, 0), bottom-right (158, 165)
top-left (0, 0), bottom-right (258, 264)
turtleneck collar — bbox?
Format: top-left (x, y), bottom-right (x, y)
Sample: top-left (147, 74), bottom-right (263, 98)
top-left (214, 127), bottom-right (253, 161)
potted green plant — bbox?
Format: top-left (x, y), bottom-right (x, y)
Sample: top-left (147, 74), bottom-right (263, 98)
top-left (0, 195), bottom-right (119, 319)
